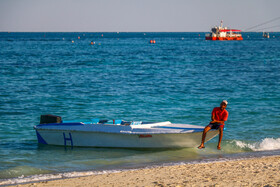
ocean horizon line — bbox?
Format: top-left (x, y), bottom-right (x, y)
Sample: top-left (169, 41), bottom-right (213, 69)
top-left (1, 31), bottom-right (279, 33)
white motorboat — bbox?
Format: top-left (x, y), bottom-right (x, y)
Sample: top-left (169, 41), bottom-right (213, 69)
top-left (34, 115), bottom-right (219, 148)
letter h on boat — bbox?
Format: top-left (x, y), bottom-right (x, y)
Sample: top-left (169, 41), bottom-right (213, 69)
top-left (63, 132), bottom-right (73, 149)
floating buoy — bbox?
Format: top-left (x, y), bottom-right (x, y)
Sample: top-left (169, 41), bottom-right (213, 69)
top-left (72, 40), bottom-right (74, 43)
top-left (149, 40), bottom-right (156, 44)
top-left (101, 34), bottom-right (103, 37)
top-left (78, 36), bottom-right (80, 39)
top-left (90, 41), bottom-right (95, 45)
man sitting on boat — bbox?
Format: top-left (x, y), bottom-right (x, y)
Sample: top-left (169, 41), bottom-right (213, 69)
top-left (198, 100), bottom-right (229, 150)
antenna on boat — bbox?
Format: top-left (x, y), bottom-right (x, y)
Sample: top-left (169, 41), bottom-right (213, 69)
top-left (220, 20), bottom-right (223, 28)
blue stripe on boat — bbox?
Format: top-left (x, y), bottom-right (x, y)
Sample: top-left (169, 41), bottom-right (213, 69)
top-left (37, 122), bottom-right (84, 127)
top-left (156, 126), bottom-right (203, 131)
top-left (36, 130), bottom-right (48, 144)
top-left (63, 119), bottom-right (99, 124)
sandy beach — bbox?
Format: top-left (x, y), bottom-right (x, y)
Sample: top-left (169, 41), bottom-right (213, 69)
top-left (14, 155), bottom-right (280, 187)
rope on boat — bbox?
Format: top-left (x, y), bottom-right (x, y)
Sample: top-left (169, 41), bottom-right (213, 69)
top-left (244, 16), bottom-right (280, 31)
top-left (253, 25), bottom-right (280, 32)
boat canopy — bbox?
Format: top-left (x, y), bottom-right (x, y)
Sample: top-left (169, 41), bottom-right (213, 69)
top-left (219, 29), bottom-right (242, 32)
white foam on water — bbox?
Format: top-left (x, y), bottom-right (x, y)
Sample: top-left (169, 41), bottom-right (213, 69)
top-left (0, 170), bottom-right (122, 186)
top-left (233, 137), bottom-right (280, 151)
top-left (2, 137), bottom-right (280, 186)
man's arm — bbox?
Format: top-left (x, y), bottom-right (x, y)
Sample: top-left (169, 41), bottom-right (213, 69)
top-left (211, 111), bottom-right (228, 124)
top-left (211, 113), bottom-right (225, 124)
top-left (211, 113), bottom-right (215, 121)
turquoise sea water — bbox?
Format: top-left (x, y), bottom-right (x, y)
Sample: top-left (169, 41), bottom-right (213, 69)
top-left (0, 32), bottom-right (280, 185)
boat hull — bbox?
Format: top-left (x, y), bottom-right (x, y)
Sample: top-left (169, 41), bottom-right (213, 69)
top-left (205, 36), bottom-right (243, 40)
top-left (35, 129), bottom-right (219, 148)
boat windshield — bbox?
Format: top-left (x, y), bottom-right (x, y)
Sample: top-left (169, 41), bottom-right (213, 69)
top-left (211, 28), bottom-right (217, 33)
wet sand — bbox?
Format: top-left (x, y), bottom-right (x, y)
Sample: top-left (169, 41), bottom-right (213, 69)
top-left (15, 155), bottom-right (280, 187)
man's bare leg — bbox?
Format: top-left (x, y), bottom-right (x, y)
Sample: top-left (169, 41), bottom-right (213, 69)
top-left (198, 126), bottom-right (211, 149)
top-left (217, 127), bottom-right (223, 150)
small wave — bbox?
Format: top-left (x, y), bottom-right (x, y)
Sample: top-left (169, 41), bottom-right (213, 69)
top-left (232, 137), bottom-right (280, 151)
top-left (0, 170), bottom-right (122, 186)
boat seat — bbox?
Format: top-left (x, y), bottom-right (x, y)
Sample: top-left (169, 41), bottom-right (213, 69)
top-left (121, 121), bottom-right (131, 125)
top-left (99, 119), bottom-right (122, 125)
top-left (98, 119), bottom-right (108, 124)
top-left (114, 120), bottom-right (122, 124)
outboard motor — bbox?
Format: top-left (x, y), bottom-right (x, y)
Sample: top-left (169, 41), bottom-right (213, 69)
top-left (40, 114), bottom-right (62, 124)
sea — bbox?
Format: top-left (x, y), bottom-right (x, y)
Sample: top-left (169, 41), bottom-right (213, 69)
top-left (0, 32), bottom-right (280, 185)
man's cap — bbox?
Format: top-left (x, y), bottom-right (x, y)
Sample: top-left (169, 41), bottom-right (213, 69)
top-left (222, 100), bottom-right (228, 105)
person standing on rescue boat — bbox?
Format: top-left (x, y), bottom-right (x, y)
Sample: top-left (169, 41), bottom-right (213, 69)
top-left (198, 100), bottom-right (229, 150)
